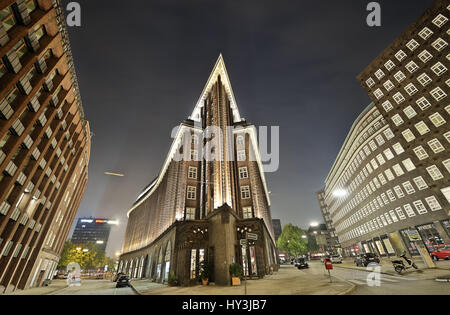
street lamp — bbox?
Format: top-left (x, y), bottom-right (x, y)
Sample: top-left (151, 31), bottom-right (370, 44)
top-left (333, 189), bottom-right (347, 197)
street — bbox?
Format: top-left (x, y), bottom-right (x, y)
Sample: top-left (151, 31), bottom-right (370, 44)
top-left (7, 259), bottom-right (448, 295)
top-left (48, 279), bottom-right (137, 295)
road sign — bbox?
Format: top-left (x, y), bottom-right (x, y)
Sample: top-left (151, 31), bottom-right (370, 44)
top-left (247, 233), bottom-right (258, 241)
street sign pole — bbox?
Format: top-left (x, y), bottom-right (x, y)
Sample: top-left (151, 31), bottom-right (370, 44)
top-left (244, 232), bottom-right (248, 295)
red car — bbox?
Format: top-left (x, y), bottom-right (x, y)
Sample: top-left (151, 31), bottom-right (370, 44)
top-left (430, 245), bottom-right (450, 261)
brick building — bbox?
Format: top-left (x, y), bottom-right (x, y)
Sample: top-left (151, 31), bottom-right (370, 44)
top-left (0, 0), bottom-right (90, 292)
top-left (323, 0), bottom-right (449, 258)
top-left (118, 55), bottom-right (277, 286)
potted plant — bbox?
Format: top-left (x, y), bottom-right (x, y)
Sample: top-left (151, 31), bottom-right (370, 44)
top-left (168, 272), bottom-right (179, 286)
top-left (229, 263), bottom-right (243, 286)
top-left (199, 261), bottom-right (211, 285)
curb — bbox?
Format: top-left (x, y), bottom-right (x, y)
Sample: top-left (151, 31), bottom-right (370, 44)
top-left (129, 282), bottom-right (142, 295)
top-left (330, 275), bottom-right (356, 295)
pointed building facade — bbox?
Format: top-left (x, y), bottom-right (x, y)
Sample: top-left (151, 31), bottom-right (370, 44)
top-left (118, 55), bottom-right (277, 286)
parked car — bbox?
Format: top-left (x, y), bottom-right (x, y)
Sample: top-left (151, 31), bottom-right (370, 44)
top-left (429, 245), bottom-right (450, 261)
top-left (354, 253), bottom-right (380, 267)
top-left (116, 275), bottom-right (131, 288)
top-left (331, 255), bottom-right (343, 264)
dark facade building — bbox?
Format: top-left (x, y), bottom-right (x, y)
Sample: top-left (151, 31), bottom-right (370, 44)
top-left (0, 0), bottom-right (90, 292)
top-left (119, 55), bottom-right (277, 286)
top-left (323, 0), bottom-right (449, 258)
top-left (316, 190), bottom-right (341, 254)
top-left (71, 217), bottom-right (117, 252)
top-left (307, 224), bottom-right (333, 253)
top-left (272, 219), bottom-right (282, 242)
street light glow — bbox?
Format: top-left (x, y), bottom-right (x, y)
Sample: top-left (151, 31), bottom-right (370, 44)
top-left (333, 189), bottom-right (347, 197)
top-left (310, 222), bottom-right (319, 227)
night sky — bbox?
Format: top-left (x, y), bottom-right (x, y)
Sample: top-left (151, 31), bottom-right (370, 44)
top-left (62, 0), bottom-right (435, 257)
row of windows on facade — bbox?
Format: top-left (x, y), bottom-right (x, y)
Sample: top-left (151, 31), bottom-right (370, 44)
top-left (339, 195), bottom-right (445, 243)
top-left (365, 12), bottom-right (448, 89)
top-left (326, 111), bottom-right (386, 208)
top-left (331, 129), bottom-right (449, 222)
top-left (0, 134), bottom-right (83, 242)
top-left (336, 174), bottom-right (445, 234)
top-left (329, 101), bottom-right (449, 215)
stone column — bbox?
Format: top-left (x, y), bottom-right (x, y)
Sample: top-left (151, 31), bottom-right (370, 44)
top-left (207, 204), bottom-right (238, 285)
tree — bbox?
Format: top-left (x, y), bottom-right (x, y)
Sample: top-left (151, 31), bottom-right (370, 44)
top-left (58, 241), bottom-right (113, 271)
top-left (276, 224), bottom-right (308, 257)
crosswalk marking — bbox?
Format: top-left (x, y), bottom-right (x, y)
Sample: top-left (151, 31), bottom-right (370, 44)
top-left (379, 277), bottom-right (398, 283)
top-left (383, 275), bottom-right (417, 281)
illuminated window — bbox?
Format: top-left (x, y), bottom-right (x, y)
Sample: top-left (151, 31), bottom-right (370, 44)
top-left (430, 87), bottom-right (447, 101)
top-left (240, 186), bottom-right (251, 199)
top-left (418, 27), bottom-right (433, 39)
top-left (382, 101), bottom-right (393, 112)
top-left (395, 50), bottom-right (407, 62)
top-left (394, 71), bottom-right (406, 82)
top-left (431, 38), bottom-right (448, 51)
top-left (432, 14), bottom-right (448, 27)
top-left (188, 166), bottom-right (197, 179)
top-left (242, 206), bottom-right (253, 219)
top-left (416, 97), bottom-right (432, 110)
top-left (429, 112), bottom-right (446, 127)
top-left (392, 164), bottom-right (404, 176)
top-left (403, 106), bottom-right (417, 118)
top-left (402, 158), bottom-right (416, 172)
top-left (401, 129), bottom-right (415, 142)
top-left (406, 39), bottom-right (420, 51)
top-left (413, 200), bottom-right (427, 215)
top-left (425, 196), bottom-right (442, 211)
top-left (427, 138), bottom-right (445, 153)
top-left (417, 73), bottom-right (432, 86)
top-left (187, 186), bottom-right (196, 200)
top-left (375, 69), bottom-right (385, 80)
top-left (413, 146), bottom-right (429, 160)
top-left (431, 62), bottom-right (447, 76)
top-left (426, 165), bottom-right (444, 181)
top-left (405, 61), bottom-right (419, 73)
top-left (392, 143), bottom-right (405, 155)
top-left (239, 167), bottom-right (248, 179)
top-left (418, 50), bottom-right (433, 63)
top-left (393, 92), bottom-right (405, 104)
top-left (392, 114), bottom-right (404, 126)
top-left (413, 176), bottom-right (428, 190)
top-left (185, 207), bottom-right (195, 220)
top-left (383, 80), bottom-right (395, 91)
top-left (415, 121), bottom-right (430, 135)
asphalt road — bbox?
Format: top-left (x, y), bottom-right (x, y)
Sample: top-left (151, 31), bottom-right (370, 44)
top-left (49, 279), bottom-right (136, 295)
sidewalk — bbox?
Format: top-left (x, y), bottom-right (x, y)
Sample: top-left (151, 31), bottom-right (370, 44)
top-left (335, 258), bottom-right (450, 280)
top-left (132, 265), bottom-right (354, 295)
top-left (2, 279), bottom-right (68, 295)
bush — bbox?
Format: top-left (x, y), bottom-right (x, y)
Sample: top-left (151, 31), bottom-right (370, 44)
top-left (199, 261), bottom-right (211, 280)
top-left (168, 272), bottom-right (179, 286)
top-left (229, 263), bottom-right (243, 278)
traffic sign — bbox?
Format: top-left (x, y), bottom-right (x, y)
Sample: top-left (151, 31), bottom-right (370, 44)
top-left (247, 233), bottom-right (258, 241)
